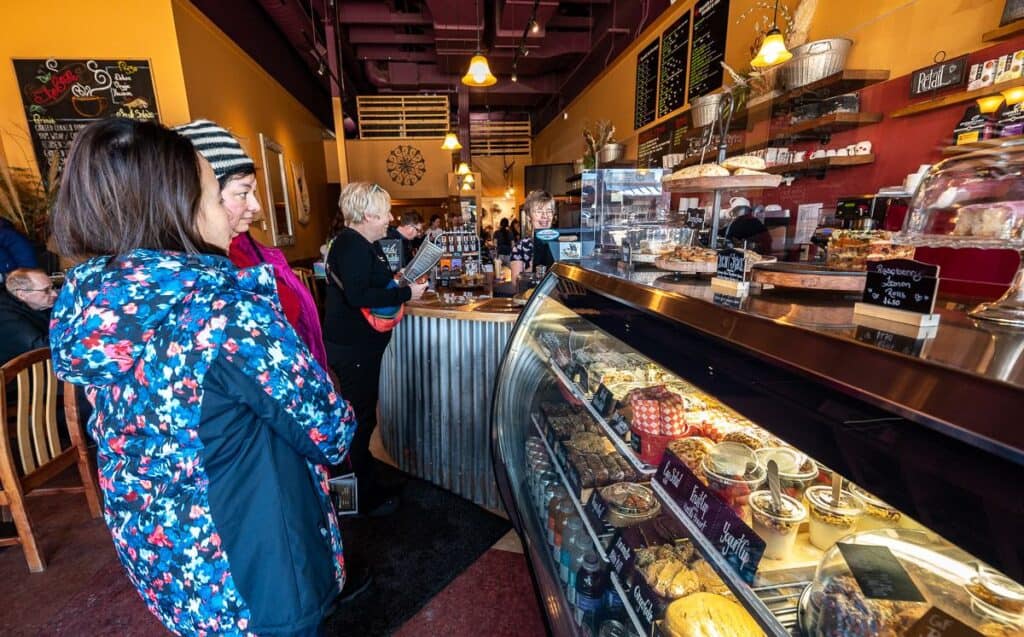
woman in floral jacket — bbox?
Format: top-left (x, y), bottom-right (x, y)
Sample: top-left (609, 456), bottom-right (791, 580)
top-left (49, 118), bottom-right (356, 636)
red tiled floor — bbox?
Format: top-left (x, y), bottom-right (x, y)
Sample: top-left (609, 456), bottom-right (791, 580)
top-left (394, 548), bottom-right (547, 637)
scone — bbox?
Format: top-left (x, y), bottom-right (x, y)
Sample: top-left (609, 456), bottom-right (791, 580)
top-left (723, 155), bottom-right (767, 171)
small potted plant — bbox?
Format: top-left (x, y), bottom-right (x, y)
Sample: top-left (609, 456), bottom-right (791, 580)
top-left (583, 120), bottom-right (620, 168)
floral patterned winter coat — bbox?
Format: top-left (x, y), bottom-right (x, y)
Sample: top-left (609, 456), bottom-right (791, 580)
top-left (50, 249), bottom-right (356, 636)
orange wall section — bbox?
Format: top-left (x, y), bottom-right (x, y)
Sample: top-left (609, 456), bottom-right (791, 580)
top-left (344, 138), bottom-right (454, 198)
top-left (533, 0), bottom-right (1007, 165)
top-left (171, 0), bottom-right (331, 261)
top-left (0, 0), bottom-right (190, 174)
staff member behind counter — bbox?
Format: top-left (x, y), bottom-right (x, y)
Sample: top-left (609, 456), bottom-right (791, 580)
top-left (722, 197), bottom-right (772, 255)
top-left (509, 190), bottom-right (557, 281)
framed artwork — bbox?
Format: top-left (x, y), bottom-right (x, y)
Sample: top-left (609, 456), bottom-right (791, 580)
top-left (291, 160), bottom-right (311, 225)
top-left (259, 133), bottom-right (295, 247)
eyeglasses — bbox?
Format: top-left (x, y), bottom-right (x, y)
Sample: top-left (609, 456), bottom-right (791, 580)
top-left (533, 208), bottom-right (555, 217)
top-left (15, 286), bottom-right (55, 293)
top-left (370, 183), bottom-right (384, 195)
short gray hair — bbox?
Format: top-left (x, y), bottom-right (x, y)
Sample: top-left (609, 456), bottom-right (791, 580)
top-left (4, 268), bottom-right (47, 294)
top-left (339, 182), bottom-right (390, 225)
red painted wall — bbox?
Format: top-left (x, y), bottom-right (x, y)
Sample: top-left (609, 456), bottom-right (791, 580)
top-left (750, 38), bottom-right (1024, 298)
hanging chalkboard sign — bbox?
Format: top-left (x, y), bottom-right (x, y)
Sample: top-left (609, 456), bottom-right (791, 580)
top-left (634, 39), bottom-right (661, 130)
top-left (910, 55), bottom-right (968, 97)
top-left (861, 259), bottom-right (940, 315)
top-left (658, 11), bottom-right (692, 119)
top-left (688, 0), bottom-right (730, 102)
top-left (13, 59), bottom-right (160, 182)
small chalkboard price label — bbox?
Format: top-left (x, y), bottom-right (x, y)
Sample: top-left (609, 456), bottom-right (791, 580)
top-left (585, 491), bottom-right (615, 537)
top-left (685, 208), bottom-right (706, 230)
top-left (378, 238), bottom-right (403, 272)
top-left (837, 543), bottom-right (925, 602)
top-left (713, 292), bottom-right (743, 310)
top-left (906, 607), bottom-right (983, 637)
top-left (716, 248), bottom-right (746, 282)
top-left (608, 531), bottom-right (635, 577)
top-left (609, 414), bottom-right (631, 437)
top-left (854, 325), bottom-right (930, 357)
top-left (592, 383), bottom-right (617, 418)
top-left (862, 259), bottom-right (939, 315)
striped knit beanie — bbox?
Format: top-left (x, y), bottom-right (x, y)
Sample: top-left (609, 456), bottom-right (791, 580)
top-left (174, 119), bottom-right (255, 184)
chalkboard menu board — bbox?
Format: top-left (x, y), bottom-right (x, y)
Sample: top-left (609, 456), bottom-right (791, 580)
top-left (634, 40), bottom-right (661, 130)
top-left (688, 0), bottom-right (730, 102)
top-left (658, 11), bottom-right (691, 119)
top-left (637, 125), bottom-right (671, 169)
top-left (13, 58), bottom-right (160, 181)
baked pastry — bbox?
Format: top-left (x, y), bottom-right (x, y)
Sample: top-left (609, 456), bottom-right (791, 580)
top-left (668, 163), bottom-right (730, 179)
top-left (691, 559), bottom-right (731, 596)
top-left (732, 168), bottom-right (769, 176)
top-left (723, 155), bottom-right (767, 171)
top-left (952, 202), bottom-right (1024, 239)
top-left (664, 593), bottom-right (765, 637)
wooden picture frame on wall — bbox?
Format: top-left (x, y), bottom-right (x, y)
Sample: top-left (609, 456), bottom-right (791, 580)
top-left (291, 160), bottom-right (311, 225)
top-left (259, 133), bottom-right (295, 247)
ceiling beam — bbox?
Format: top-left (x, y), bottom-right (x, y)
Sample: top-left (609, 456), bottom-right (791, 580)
top-left (337, 2), bottom-right (433, 25)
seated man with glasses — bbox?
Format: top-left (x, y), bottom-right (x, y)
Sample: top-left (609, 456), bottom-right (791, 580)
top-left (0, 268), bottom-right (57, 365)
top-left (509, 190), bottom-right (557, 282)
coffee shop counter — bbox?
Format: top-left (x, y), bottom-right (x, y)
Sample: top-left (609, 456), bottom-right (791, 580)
top-left (378, 296), bottom-right (522, 510)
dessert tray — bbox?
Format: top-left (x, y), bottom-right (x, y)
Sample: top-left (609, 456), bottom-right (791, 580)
top-left (751, 262), bottom-right (867, 293)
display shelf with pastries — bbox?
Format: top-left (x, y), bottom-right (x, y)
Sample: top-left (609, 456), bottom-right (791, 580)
top-left (491, 262), bottom-right (1024, 637)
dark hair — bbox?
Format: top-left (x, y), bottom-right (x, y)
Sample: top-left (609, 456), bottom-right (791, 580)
top-left (499, 218), bottom-right (509, 228)
top-left (429, 214), bottom-right (441, 225)
top-left (399, 210), bottom-right (423, 227)
top-left (52, 118), bottom-right (220, 258)
top-left (219, 168), bottom-right (256, 190)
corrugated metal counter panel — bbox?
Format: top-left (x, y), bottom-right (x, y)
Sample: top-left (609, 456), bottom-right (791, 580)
top-left (379, 313), bottom-right (514, 510)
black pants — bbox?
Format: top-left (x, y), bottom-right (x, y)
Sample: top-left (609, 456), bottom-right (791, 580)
top-left (329, 349), bottom-right (385, 509)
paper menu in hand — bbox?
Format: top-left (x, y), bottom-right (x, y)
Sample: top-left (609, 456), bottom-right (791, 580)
top-left (400, 239), bottom-right (444, 284)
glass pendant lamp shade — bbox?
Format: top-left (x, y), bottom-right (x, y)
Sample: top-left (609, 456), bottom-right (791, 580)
top-left (977, 94), bottom-right (1005, 114)
top-left (462, 54), bottom-right (498, 87)
top-left (456, 161), bottom-right (471, 175)
top-left (441, 132), bottom-right (463, 150)
top-left (751, 28), bottom-right (792, 68)
top-left (1002, 86), bottom-right (1024, 106)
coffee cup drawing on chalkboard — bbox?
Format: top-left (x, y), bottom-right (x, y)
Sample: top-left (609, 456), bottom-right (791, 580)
top-left (71, 94), bottom-right (108, 118)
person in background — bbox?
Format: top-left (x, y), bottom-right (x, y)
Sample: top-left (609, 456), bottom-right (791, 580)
top-left (509, 190), bottom-right (556, 281)
top-left (0, 218), bottom-right (38, 280)
top-left (324, 183), bottom-right (428, 517)
top-left (49, 117), bottom-right (356, 636)
top-left (0, 268), bottom-right (56, 365)
top-left (425, 214), bottom-right (444, 242)
top-left (175, 119), bottom-right (328, 370)
top-left (510, 218), bottom-right (522, 243)
top-left (384, 210), bottom-right (423, 266)
top-left (494, 217), bottom-right (514, 265)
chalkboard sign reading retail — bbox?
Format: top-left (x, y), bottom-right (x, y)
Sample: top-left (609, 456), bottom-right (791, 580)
top-left (688, 0), bottom-right (731, 102)
top-left (14, 59), bottom-right (160, 181)
top-left (634, 40), bottom-right (661, 130)
top-left (910, 55), bottom-right (968, 97)
top-left (861, 259), bottom-right (940, 315)
top-left (658, 11), bottom-right (692, 119)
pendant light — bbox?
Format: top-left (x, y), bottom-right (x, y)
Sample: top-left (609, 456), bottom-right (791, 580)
top-left (441, 132), bottom-right (462, 150)
top-left (462, 0), bottom-right (498, 87)
top-left (977, 94), bottom-right (1005, 114)
top-left (750, 0), bottom-right (792, 69)
top-left (456, 161), bottom-right (471, 175)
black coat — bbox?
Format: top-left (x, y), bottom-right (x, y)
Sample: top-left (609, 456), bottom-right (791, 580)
top-left (0, 289), bottom-right (49, 365)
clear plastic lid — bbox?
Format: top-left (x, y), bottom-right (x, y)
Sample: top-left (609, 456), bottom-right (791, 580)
top-left (749, 490), bottom-right (807, 523)
top-left (799, 528), bottom-right (1024, 636)
top-left (898, 145), bottom-right (1024, 248)
top-left (705, 441), bottom-right (761, 478)
top-left (755, 447), bottom-right (817, 479)
top-left (804, 485), bottom-right (864, 517)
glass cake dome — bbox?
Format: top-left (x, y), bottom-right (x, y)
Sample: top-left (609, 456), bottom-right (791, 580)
top-left (897, 143), bottom-right (1024, 325)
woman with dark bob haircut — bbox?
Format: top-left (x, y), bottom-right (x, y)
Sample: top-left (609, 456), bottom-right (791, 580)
top-left (49, 118), bottom-right (357, 636)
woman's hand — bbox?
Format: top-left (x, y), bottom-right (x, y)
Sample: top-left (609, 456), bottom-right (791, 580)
top-left (409, 281), bottom-right (429, 301)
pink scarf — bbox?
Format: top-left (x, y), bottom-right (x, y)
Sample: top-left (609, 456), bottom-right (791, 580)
top-left (230, 234), bottom-right (328, 371)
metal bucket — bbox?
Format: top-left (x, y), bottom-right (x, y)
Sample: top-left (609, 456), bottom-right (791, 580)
top-left (691, 93), bottom-right (723, 128)
top-left (599, 143), bottom-right (625, 163)
top-left (781, 38), bottom-right (852, 90)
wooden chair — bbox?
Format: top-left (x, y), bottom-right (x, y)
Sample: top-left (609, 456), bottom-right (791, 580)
top-left (0, 348), bottom-right (102, 572)
top-left (291, 266), bottom-right (322, 312)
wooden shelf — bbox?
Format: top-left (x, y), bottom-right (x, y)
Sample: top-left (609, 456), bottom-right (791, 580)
top-left (983, 19), bottom-right (1024, 42)
top-left (747, 69), bottom-right (891, 114)
top-left (774, 112), bottom-right (884, 139)
top-left (891, 77), bottom-right (1024, 118)
top-left (942, 134), bottom-right (1024, 156)
top-left (763, 153), bottom-right (875, 174)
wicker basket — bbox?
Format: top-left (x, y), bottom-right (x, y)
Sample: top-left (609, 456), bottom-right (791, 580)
top-left (781, 38), bottom-right (852, 90)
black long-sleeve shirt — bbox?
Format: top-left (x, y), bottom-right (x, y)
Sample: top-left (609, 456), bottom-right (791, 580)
top-left (323, 227), bottom-right (412, 360)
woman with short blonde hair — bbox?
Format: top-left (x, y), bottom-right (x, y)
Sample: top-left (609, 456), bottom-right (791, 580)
top-left (339, 182), bottom-right (391, 225)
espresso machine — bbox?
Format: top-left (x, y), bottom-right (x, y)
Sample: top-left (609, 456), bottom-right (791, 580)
top-left (835, 192), bottom-right (912, 231)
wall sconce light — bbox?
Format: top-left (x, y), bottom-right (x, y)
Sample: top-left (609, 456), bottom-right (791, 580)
top-left (441, 132), bottom-right (463, 150)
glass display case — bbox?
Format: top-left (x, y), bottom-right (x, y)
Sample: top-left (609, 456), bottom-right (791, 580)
top-left (579, 169), bottom-right (676, 261)
top-left (490, 263), bottom-right (1024, 637)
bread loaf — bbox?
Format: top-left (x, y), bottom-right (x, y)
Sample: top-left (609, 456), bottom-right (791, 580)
top-left (664, 593), bottom-right (765, 637)
top-left (723, 155), bottom-right (767, 171)
top-left (732, 168), bottom-right (769, 176)
top-left (669, 163), bottom-right (730, 179)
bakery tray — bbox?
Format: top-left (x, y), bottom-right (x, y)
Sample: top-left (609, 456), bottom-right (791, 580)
top-left (751, 262), bottom-right (867, 293)
top-left (661, 174), bottom-right (783, 193)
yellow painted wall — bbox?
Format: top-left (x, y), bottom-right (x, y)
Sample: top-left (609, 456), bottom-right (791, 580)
top-left (344, 138), bottom-right (453, 198)
top-left (0, 0), bottom-right (190, 174)
top-left (171, 0), bottom-right (331, 261)
top-left (534, 0), bottom-right (1005, 164)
